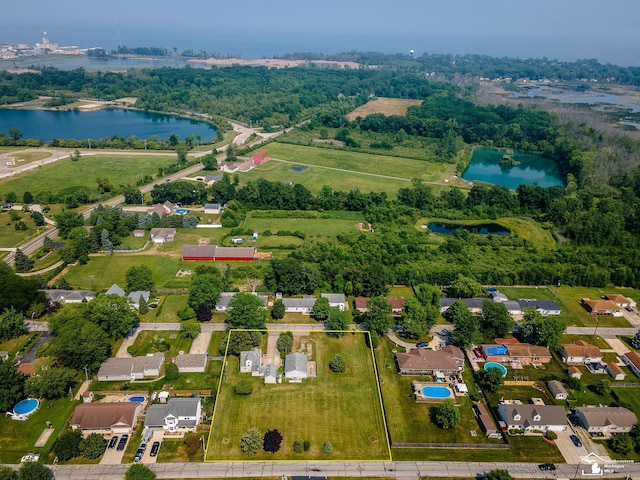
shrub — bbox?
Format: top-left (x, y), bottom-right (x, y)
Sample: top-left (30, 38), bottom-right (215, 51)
top-left (79, 433), bottom-right (107, 459)
top-left (263, 429), bottom-right (283, 453)
top-left (184, 435), bottom-right (202, 457)
top-left (53, 430), bottom-right (82, 461)
top-left (293, 439), bottom-right (304, 453)
top-left (165, 362), bottom-right (179, 381)
top-left (303, 440), bottom-right (311, 451)
top-left (235, 380), bottom-right (253, 396)
top-left (329, 354), bottom-right (346, 373)
top-left (323, 441), bottom-right (333, 453)
top-left (241, 427), bottom-right (263, 456)
top-left (545, 431), bottom-right (557, 440)
top-left (178, 306), bottom-right (195, 321)
top-left (565, 376), bottom-right (582, 390)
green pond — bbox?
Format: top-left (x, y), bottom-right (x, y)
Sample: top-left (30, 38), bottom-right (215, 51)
top-left (462, 150), bottom-right (564, 189)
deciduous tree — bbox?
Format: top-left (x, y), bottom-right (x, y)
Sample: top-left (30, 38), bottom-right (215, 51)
top-left (53, 430), bottom-right (82, 461)
top-left (0, 358), bottom-right (25, 412)
top-left (431, 399), bottom-right (460, 429)
top-left (226, 293), bottom-right (266, 329)
top-left (87, 294), bottom-right (139, 339)
top-left (17, 462), bottom-right (52, 480)
top-left (0, 308), bottom-right (27, 340)
top-left (13, 248), bottom-right (33, 273)
top-left (125, 464), bottom-right (156, 480)
top-left (54, 210), bottom-right (84, 239)
top-left (126, 265), bottom-right (154, 293)
top-left (480, 299), bottom-right (515, 339)
top-left (448, 301), bottom-right (481, 349)
top-left (312, 297), bottom-right (331, 321)
top-left (179, 320), bottom-right (201, 339)
top-left (364, 297), bottom-right (393, 335)
top-left (271, 299), bottom-right (285, 319)
top-left (329, 354), bottom-right (346, 373)
top-left (25, 367), bottom-right (76, 400)
top-left (326, 308), bottom-right (349, 336)
top-left (188, 273), bottom-right (223, 309)
top-left (79, 433), bottom-right (107, 459)
top-left (276, 331), bottom-right (293, 355)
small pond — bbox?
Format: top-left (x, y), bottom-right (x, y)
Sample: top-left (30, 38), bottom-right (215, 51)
top-left (427, 222), bottom-right (510, 236)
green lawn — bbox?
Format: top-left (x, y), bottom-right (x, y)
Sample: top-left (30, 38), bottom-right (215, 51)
top-left (207, 331), bottom-right (390, 461)
top-left (139, 295), bottom-right (189, 323)
top-left (561, 334), bottom-right (611, 350)
top-left (0, 154), bottom-right (177, 198)
top-left (128, 330), bottom-right (193, 357)
top-left (0, 398), bottom-right (78, 463)
top-left (244, 212), bottom-right (363, 241)
top-left (554, 286), bottom-right (638, 328)
top-left (0, 209), bottom-right (53, 248)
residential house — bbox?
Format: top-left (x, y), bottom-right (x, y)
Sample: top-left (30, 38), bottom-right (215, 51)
top-left (70, 402), bottom-right (141, 434)
top-left (387, 297), bottom-right (406, 314)
top-left (40, 289), bottom-right (95, 305)
top-left (396, 345), bottom-right (465, 375)
top-left (252, 150), bottom-right (270, 165)
top-left (575, 406), bottom-right (637, 434)
top-left (283, 297), bottom-right (316, 314)
top-left (106, 284), bottom-right (126, 297)
top-left (216, 292), bottom-right (237, 312)
top-left (547, 380), bottom-right (568, 400)
top-left (354, 297), bottom-right (370, 313)
top-left (97, 353), bottom-right (165, 381)
top-left (128, 291), bottom-right (150, 310)
top-left (204, 174), bottom-right (224, 187)
top-left (516, 300), bottom-right (561, 316)
top-left (560, 341), bottom-right (603, 364)
top-left (489, 291), bottom-right (509, 303)
top-left (284, 353), bottom-right (308, 381)
top-left (219, 162), bottom-right (239, 173)
top-left (147, 201), bottom-right (175, 217)
top-left (203, 203), bottom-right (221, 214)
top-left (240, 348), bottom-right (262, 375)
top-left (606, 362), bottom-right (626, 380)
top-left (497, 404), bottom-right (567, 433)
top-left (581, 298), bottom-right (623, 317)
top-left (482, 343), bottom-right (552, 365)
top-left (474, 402), bottom-right (499, 437)
top-left (181, 245), bottom-right (256, 261)
top-left (174, 353), bottom-right (207, 373)
top-left (322, 293), bottom-right (346, 311)
top-left (144, 398), bottom-right (202, 433)
top-left (260, 364), bottom-right (279, 384)
top-left (150, 228), bottom-right (176, 244)
top-left (622, 351), bottom-right (640, 378)
top-left (440, 298), bottom-right (485, 315)
top-left (603, 294), bottom-right (636, 309)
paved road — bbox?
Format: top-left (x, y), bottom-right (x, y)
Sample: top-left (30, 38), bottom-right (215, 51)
top-left (566, 327), bottom-right (638, 338)
top-left (45, 460), bottom-right (640, 479)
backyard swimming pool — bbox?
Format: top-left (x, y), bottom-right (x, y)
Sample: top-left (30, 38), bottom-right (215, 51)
top-left (13, 398), bottom-right (39, 419)
top-left (126, 396), bottom-right (146, 403)
top-left (421, 386), bottom-right (452, 399)
top-left (174, 208), bottom-right (190, 215)
top-left (484, 362), bottom-right (508, 377)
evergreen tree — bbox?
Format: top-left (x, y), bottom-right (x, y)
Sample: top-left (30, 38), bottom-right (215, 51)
top-left (13, 249), bottom-right (33, 273)
top-left (100, 229), bottom-right (113, 253)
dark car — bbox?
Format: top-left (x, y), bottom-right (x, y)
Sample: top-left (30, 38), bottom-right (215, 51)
top-left (139, 443), bottom-right (147, 452)
top-left (416, 342), bottom-right (429, 348)
top-left (570, 434), bottom-right (583, 447)
top-left (116, 434), bottom-right (129, 451)
top-left (108, 436), bottom-right (119, 449)
top-left (539, 463), bottom-right (556, 471)
top-left (150, 441), bottom-right (160, 457)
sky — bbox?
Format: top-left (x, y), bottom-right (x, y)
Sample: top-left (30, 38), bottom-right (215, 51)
top-left (2, 0), bottom-right (639, 65)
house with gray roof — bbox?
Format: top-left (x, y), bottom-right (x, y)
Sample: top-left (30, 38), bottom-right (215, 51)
top-left (240, 348), bottom-right (262, 375)
top-left (97, 353), bottom-right (165, 381)
top-left (440, 298), bottom-right (485, 314)
top-left (497, 403), bottom-right (567, 433)
top-left (106, 284), bottom-right (126, 297)
top-left (174, 353), bottom-right (207, 373)
top-left (547, 380), bottom-right (568, 400)
top-left (321, 293), bottom-right (346, 311)
top-left (285, 353), bottom-right (308, 381)
top-left (516, 300), bottom-right (561, 316)
top-left (41, 289), bottom-right (96, 305)
top-left (283, 297), bottom-right (316, 313)
top-left (575, 406), bottom-right (637, 434)
top-left (144, 398), bottom-right (201, 433)
top-left (150, 228), bottom-right (176, 244)
top-left (204, 203), bottom-right (222, 214)
top-left (128, 291), bottom-right (150, 310)
top-left (259, 364), bottom-right (279, 384)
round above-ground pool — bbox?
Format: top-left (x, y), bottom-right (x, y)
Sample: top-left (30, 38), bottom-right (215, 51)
top-left (484, 362), bottom-right (508, 377)
top-left (421, 386), bottom-right (452, 399)
top-left (126, 396), bottom-right (146, 403)
top-left (13, 398), bottom-right (39, 417)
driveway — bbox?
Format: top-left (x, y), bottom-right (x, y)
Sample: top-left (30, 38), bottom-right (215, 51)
top-left (603, 337), bottom-right (631, 356)
top-left (555, 426), bottom-right (611, 465)
top-left (116, 330), bottom-right (140, 358)
top-left (100, 436), bottom-right (127, 464)
top-left (264, 333), bottom-right (282, 368)
top-left (141, 430), bottom-right (164, 464)
top-left (189, 331), bottom-right (212, 354)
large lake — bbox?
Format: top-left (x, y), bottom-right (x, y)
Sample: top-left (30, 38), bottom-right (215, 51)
top-left (462, 150), bottom-right (564, 189)
top-left (0, 108), bottom-right (217, 142)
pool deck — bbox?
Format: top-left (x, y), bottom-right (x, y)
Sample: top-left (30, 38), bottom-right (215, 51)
top-left (412, 382), bottom-right (458, 403)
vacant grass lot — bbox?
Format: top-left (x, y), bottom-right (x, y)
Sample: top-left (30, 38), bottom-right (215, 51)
top-left (207, 332), bottom-right (390, 461)
top-left (0, 209), bottom-right (53, 248)
top-left (130, 330), bottom-right (193, 357)
top-left (244, 214), bottom-right (362, 241)
top-left (0, 154), bottom-right (176, 198)
top-left (346, 97), bottom-right (423, 121)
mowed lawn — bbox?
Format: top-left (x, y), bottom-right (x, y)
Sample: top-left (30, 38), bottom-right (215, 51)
top-left (207, 332), bottom-right (390, 461)
top-left (0, 154), bottom-right (176, 197)
top-left (555, 286), bottom-right (638, 328)
top-left (241, 158), bottom-right (409, 197)
top-left (346, 97), bottom-right (423, 121)
top-left (244, 215), bottom-right (362, 240)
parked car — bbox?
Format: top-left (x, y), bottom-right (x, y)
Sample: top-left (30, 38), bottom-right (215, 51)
top-left (116, 434), bottom-right (128, 451)
top-left (539, 463), bottom-right (556, 471)
top-left (108, 436), bottom-right (119, 449)
top-left (134, 448), bottom-right (144, 463)
top-left (139, 443), bottom-right (147, 452)
top-left (416, 342), bottom-right (429, 348)
top-left (570, 434), bottom-right (583, 447)
top-left (150, 441), bottom-right (160, 457)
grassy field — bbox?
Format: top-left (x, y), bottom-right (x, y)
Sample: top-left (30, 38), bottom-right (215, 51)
top-left (554, 286), bottom-right (639, 328)
top-left (0, 154), bottom-right (176, 198)
top-left (346, 97), bottom-right (423, 121)
top-left (139, 294), bottom-right (190, 323)
top-left (129, 330), bottom-right (193, 357)
top-left (0, 397), bottom-right (78, 463)
top-left (0, 209), bottom-right (54, 248)
top-left (207, 331), bottom-right (390, 461)
top-left (243, 212), bottom-right (363, 241)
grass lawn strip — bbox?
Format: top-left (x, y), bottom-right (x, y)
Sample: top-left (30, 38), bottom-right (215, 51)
top-left (207, 330), bottom-right (390, 461)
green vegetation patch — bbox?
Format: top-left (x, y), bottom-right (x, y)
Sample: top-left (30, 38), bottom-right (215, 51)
top-left (129, 330), bottom-right (193, 358)
top-left (554, 286), bottom-right (638, 328)
top-left (207, 331), bottom-right (390, 461)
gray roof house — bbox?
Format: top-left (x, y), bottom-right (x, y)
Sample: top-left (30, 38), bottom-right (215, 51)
top-left (174, 353), bottom-right (207, 373)
top-left (128, 291), bottom-right (150, 310)
top-left (321, 293), bottom-right (346, 311)
top-left (259, 364), bottom-right (279, 384)
top-left (285, 353), bottom-right (308, 381)
top-left (150, 228), bottom-right (176, 243)
top-left (144, 398), bottom-right (202, 433)
top-left (547, 380), bottom-right (568, 400)
top-left (106, 284), bottom-right (126, 297)
top-left (215, 292), bottom-right (236, 311)
top-left (440, 298), bottom-right (485, 314)
top-left (203, 203), bottom-right (222, 214)
top-left (283, 297), bottom-right (316, 313)
top-left (97, 353), bottom-right (165, 381)
top-left (240, 348), bottom-right (262, 375)
top-left (41, 289), bottom-right (96, 305)
top-left (575, 406), bottom-right (637, 434)
top-left (497, 404), bottom-right (567, 432)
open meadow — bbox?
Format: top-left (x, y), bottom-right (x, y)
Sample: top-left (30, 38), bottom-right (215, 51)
top-left (207, 331), bottom-right (390, 461)
top-left (346, 97), bottom-right (423, 121)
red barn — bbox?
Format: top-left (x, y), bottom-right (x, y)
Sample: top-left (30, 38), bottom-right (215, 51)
top-left (252, 150), bottom-right (270, 165)
top-left (182, 245), bottom-right (256, 262)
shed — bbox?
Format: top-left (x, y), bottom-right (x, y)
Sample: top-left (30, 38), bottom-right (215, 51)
top-left (547, 380), bottom-right (568, 400)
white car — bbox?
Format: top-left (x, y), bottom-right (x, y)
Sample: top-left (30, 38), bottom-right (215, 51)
top-left (21, 454), bottom-right (39, 463)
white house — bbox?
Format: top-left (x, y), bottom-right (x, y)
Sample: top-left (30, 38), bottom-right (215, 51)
top-left (40, 289), bottom-right (96, 305)
top-left (547, 380), bottom-right (568, 400)
top-left (606, 362), bottom-right (626, 380)
top-left (203, 203), bottom-right (221, 214)
top-left (321, 293), bottom-right (346, 311)
top-left (150, 228), bottom-right (176, 243)
top-left (144, 398), bottom-right (202, 433)
top-left (560, 341), bottom-right (602, 364)
top-left (497, 404), bottom-right (567, 433)
top-left (240, 348), bottom-right (262, 375)
top-left (622, 351), bottom-right (640, 378)
top-left (575, 406), bottom-right (637, 434)
top-left (128, 291), bottom-right (150, 310)
top-left (97, 353), bottom-right (165, 381)
top-left (106, 284), bottom-right (126, 297)
top-left (283, 297), bottom-right (316, 313)
top-left (284, 353), bottom-right (308, 381)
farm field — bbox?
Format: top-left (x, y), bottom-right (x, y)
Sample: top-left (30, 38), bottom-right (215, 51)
top-left (0, 154), bottom-right (176, 198)
top-left (207, 331), bottom-right (390, 461)
top-left (346, 97), bottom-right (423, 121)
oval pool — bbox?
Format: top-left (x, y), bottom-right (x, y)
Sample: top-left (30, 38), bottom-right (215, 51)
top-left (484, 362), bottom-right (508, 377)
top-left (14, 398), bottom-right (39, 416)
top-left (126, 396), bottom-right (146, 403)
top-left (421, 386), bottom-right (452, 399)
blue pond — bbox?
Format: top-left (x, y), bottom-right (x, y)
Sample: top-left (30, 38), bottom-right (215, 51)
top-left (484, 362), bottom-right (508, 377)
top-left (291, 165), bottom-right (307, 172)
top-left (126, 396), bottom-right (146, 403)
top-left (13, 398), bottom-right (39, 415)
top-left (428, 222), bottom-right (510, 236)
top-left (421, 386), bottom-right (452, 399)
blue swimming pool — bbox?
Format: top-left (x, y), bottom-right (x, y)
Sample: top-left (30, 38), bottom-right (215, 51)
top-left (421, 386), bottom-right (452, 399)
top-left (174, 208), bottom-right (190, 215)
top-left (484, 362), bottom-right (508, 376)
top-left (13, 398), bottom-right (39, 416)
top-left (126, 396), bottom-right (146, 403)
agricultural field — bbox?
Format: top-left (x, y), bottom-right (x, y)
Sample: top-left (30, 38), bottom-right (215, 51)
top-left (346, 97), bottom-right (423, 121)
top-left (0, 154), bottom-right (177, 198)
top-left (207, 331), bottom-right (390, 461)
